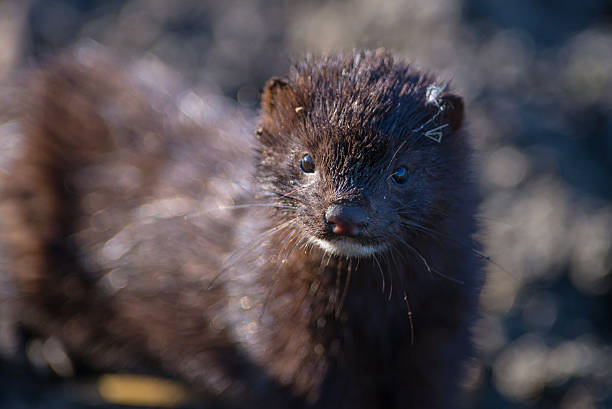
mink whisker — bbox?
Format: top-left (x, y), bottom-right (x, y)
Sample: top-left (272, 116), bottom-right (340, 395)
top-left (335, 258), bottom-right (353, 318)
top-left (184, 202), bottom-right (296, 221)
top-left (219, 203), bottom-right (298, 210)
top-left (386, 246), bottom-right (404, 301)
top-left (372, 253), bottom-right (386, 295)
top-left (334, 260), bottom-right (342, 305)
top-left (208, 218), bottom-right (296, 289)
top-left (399, 217), bottom-right (513, 277)
top-left (393, 233), bottom-right (465, 285)
top-left (402, 290), bottom-right (416, 345)
top-left (384, 139), bottom-right (408, 172)
top-left (261, 188), bottom-right (302, 202)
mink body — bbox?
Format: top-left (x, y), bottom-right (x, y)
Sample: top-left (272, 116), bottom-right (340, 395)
top-left (0, 49), bottom-right (482, 409)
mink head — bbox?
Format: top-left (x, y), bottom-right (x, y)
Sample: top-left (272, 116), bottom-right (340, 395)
top-left (256, 51), bottom-right (470, 258)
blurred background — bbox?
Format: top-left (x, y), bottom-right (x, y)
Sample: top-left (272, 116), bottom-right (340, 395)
top-left (0, 0), bottom-right (611, 408)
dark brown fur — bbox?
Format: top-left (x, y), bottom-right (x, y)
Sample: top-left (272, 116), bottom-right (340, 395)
top-left (0, 49), bottom-right (482, 409)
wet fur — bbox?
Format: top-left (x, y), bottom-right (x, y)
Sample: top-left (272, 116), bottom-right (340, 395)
top-left (0, 49), bottom-right (482, 408)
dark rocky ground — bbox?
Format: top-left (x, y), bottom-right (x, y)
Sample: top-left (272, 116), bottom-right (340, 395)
top-left (0, 0), bottom-right (611, 408)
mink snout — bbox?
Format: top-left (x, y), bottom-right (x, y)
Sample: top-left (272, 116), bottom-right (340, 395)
top-left (324, 204), bottom-right (369, 236)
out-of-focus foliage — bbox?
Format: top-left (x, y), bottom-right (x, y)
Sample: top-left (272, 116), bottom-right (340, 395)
top-left (0, 0), bottom-right (610, 408)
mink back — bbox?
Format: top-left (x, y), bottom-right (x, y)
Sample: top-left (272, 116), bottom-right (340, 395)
top-left (0, 47), bottom-right (264, 391)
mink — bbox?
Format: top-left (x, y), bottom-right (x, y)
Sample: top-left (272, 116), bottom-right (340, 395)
top-left (0, 48), bottom-right (483, 409)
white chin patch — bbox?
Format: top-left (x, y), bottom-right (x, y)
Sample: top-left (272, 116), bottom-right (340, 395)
top-left (309, 237), bottom-right (386, 258)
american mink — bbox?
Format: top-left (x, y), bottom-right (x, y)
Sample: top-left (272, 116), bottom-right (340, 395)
top-left (0, 48), bottom-right (482, 409)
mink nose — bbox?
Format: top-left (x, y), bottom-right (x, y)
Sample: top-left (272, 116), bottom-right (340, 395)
top-left (325, 205), bottom-right (368, 236)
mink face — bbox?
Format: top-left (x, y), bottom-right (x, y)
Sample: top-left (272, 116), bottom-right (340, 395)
top-left (256, 52), bottom-right (467, 258)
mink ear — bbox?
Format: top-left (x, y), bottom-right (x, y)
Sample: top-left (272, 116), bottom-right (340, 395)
top-left (438, 93), bottom-right (464, 133)
top-left (261, 77), bottom-right (294, 115)
top-left (258, 77), bottom-right (300, 145)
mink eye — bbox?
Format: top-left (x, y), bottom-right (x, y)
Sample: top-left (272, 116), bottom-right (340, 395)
top-left (300, 153), bottom-right (315, 173)
top-left (391, 166), bottom-right (410, 185)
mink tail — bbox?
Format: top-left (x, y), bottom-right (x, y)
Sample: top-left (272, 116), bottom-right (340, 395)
top-left (0, 51), bottom-right (167, 372)
top-left (2, 53), bottom-right (112, 297)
